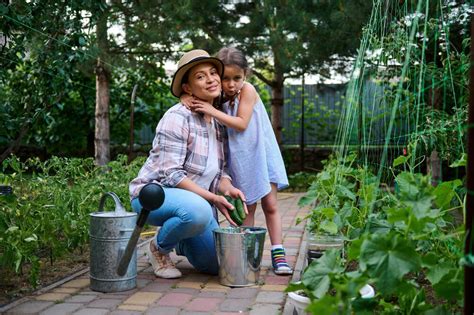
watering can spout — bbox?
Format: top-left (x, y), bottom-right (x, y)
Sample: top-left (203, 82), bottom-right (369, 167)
top-left (116, 183), bottom-right (165, 276)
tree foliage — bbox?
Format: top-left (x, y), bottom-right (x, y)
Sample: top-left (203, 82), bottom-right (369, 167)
top-left (0, 0), bottom-right (372, 159)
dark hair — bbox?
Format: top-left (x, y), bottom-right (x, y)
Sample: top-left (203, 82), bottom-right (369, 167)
top-left (216, 47), bottom-right (249, 75)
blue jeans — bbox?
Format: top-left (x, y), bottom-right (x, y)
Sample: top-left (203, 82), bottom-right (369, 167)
top-left (131, 187), bottom-right (219, 275)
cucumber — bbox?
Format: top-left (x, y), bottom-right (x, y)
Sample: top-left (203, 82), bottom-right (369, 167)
top-left (234, 197), bottom-right (246, 222)
top-left (223, 194), bottom-right (243, 225)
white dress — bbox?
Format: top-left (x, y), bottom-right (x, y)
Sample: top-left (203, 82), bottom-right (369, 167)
top-left (223, 97), bottom-right (289, 205)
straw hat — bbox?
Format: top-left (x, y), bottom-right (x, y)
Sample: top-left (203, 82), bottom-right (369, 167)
top-left (170, 49), bottom-right (224, 98)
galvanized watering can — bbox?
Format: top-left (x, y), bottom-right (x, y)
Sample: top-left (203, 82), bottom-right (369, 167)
top-left (89, 184), bottom-right (165, 292)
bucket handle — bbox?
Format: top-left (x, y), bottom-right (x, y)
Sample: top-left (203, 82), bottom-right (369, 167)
top-left (98, 192), bottom-right (126, 213)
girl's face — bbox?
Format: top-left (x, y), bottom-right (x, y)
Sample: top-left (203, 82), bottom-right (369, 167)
top-left (222, 65), bottom-right (245, 97)
top-left (182, 62), bottom-right (221, 102)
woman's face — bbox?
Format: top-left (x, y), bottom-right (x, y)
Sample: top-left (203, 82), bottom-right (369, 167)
top-left (222, 65), bottom-right (245, 98)
top-left (182, 62), bottom-right (221, 102)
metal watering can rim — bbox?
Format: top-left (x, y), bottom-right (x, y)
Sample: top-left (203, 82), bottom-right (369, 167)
top-left (90, 192), bottom-right (136, 217)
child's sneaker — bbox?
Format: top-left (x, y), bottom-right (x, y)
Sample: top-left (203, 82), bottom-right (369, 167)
top-left (146, 240), bottom-right (182, 279)
top-left (271, 248), bottom-right (293, 275)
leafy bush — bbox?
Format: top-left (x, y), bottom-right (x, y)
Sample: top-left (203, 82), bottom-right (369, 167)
top-left (0, 155), bottom-right (144, 286)
top-left (289, 153), bottom-right (466, 313)
top-left (286, 172), bottom-right (318, 192)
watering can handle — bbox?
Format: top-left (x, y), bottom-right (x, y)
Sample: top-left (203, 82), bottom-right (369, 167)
top-left (98, 192), bottom-right (126, 213)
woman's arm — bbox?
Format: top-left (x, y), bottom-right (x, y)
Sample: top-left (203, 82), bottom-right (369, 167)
top-left (191, 82), bottom-right (258, 132)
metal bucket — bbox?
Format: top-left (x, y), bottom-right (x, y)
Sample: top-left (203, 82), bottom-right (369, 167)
top-left (89, 192), bottom-right (137, 292)
top-left (213, 226), bottom-right (267, 287)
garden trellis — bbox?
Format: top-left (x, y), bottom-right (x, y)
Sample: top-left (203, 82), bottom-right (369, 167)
top-left (336, 0), bottom-right (469, 183)
top-left (293, 0), bottom-right (472, 313)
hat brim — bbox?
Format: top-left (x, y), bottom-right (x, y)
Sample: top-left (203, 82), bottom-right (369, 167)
top-left (171, 57), bottom-right (224, 98)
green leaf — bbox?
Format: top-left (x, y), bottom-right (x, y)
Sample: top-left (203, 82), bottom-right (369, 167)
top-left (426, 262), bottom-right (452, 285)
top-left (298, 190), bottom-right (317, 207)
top-left (302, 249), bottom-right (343, 298)
top-left (0, 4), bottom-right (8, 14)
top-left (395, 172), bottom-right (419, 198)
top-left (432, 269), bottom-right (463, 301)
top-left (347, 237), bottom-right (363, 261)
top-left (320, 207), bottom-right (336, 219)
top-left (433, 180), bottom-right (462, 210)
top-left (393, 155), bottom-right (408, 167)
top-left (335, 184), bottom-right (356, 201)
top-left (360, 233), bottom-right (421, 294)
top-left (306, 295), bottom-right (340, 315)
top-left (24, 234), bottom-right (38, 243)
top-left (320, 221), bottom-right (338, 235)
top-left (449, 153), bottom-right (466, 167)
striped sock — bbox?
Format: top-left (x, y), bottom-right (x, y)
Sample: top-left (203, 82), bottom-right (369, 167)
top-left (271, 248), bottom-right (292, 274)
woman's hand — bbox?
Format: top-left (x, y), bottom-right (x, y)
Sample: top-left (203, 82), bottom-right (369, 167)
top-left (212, 193), bottom-right (239, 226)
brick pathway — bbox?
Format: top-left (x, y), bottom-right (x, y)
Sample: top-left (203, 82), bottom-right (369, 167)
top-left (1, 192), bottom-right (309, 315)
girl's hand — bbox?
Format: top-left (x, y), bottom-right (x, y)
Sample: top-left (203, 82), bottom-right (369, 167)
top-left (180, 94), bottom-right (194, 110)
top-left (212, 193), bottom-right (239, 226)
top-left (189, 99), bottom-right (218, 116)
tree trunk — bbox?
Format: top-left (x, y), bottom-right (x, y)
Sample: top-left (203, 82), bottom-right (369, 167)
top-left (95, 58), bottom-right (110, 166)
top-left (94, 2), bottom-right (110, 166)
top-left (271, 71), bottom-right (285, 145)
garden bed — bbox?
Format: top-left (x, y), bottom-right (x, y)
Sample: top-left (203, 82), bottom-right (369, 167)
top-left (0, 246), bottom-right (90, 306)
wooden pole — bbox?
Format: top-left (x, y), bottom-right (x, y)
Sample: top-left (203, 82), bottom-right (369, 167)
top-left (300, 74), bottom-right (305, 171)
top-left (464, 11), bottom-right (474, 315)
top-left (128, 84), bottom-right (138, 163)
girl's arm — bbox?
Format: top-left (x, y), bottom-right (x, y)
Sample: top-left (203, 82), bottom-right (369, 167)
top-left (191, 82), bottom-right (258, 132)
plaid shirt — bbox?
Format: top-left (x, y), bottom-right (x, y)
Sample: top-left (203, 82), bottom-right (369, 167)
top-left (129, 104), bottom-right (229, 200)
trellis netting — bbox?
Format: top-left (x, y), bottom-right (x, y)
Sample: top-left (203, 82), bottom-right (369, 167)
top-left (335, 0), bottom-right (470, 184)
top-left (301, 1), bottom-right (472, 310)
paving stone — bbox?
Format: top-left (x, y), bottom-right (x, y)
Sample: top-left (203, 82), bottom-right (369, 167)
top-left (142, 281), bottom-right (175, 292)
top-left (255, 291), bottom-right (285, 303)
top-left (183, 274), bottom-right (212, 282)
top-left (87, 298), bottom-right (122, 309)
top-left (137, 278), bottom-right (153, 288)
top-left (248, 303), bottom-right (282, 315)
top-left (108, 310), bottom-right (143, 315)
top-left (180, 311), bottom-right (213, 315)
top-left (156, 292), bottom-right (193, 307)
top-left (52, 287), bottom-right (81, 294)
top-left (5, 300), bottom-right (54, 314)
top-left (171, 287), bottom-right (200, 295)
top-left (176, 281), bottom-right (205, 289)
top-left (219, 298), bottom-right (253, 312)
top-left (117, 304), bottom-right (148, 311)
top-left (99, 293), bottom-right (130, 299)
top-left (35, 292), bottom-right (70, 302)
top-left (264, 275), bottom-right (291, 285)
top-left (61, 278), bottom-right (90, 288)
top-left (73, 308), bottom-right (110, 315)
top-left (260, 284), bottom-right (288, 291)
top-left (123, 291), bottom-right (162, 305)
top-left (65, 294), bottom-right (97, 303)
top-left (197, 291), bottom-right (226, 298)
top-left (145, 306), bottom-right (180, 315)
top-left (184, 297), bottom-right (222, 312)
top-left (39, 302), bottom-right (82, 315)
top-left (226, 287), bottom-right (259, 299)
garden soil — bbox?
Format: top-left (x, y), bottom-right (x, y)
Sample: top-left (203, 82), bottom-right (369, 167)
top-left (0, 246), bottom-right (90, 307)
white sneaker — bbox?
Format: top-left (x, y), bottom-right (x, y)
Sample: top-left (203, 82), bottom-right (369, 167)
top-left (146, 240), bottom-right (182, 279)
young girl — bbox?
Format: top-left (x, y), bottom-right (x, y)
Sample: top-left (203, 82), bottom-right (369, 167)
top-left (181, 47), bottom-right (292, 275)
